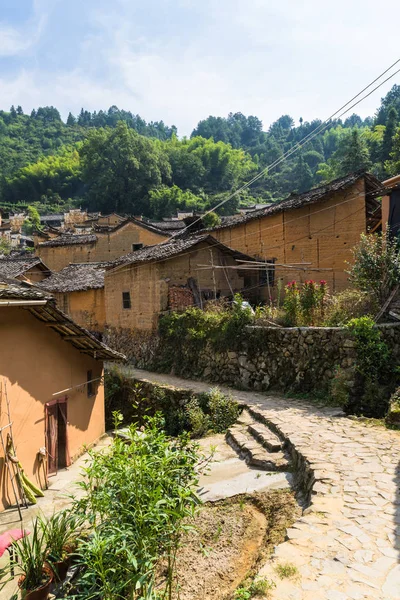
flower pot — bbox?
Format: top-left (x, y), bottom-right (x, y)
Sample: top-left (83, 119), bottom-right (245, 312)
top-left (18, 566), bottom-right (53, 600)
top-left (51, 557), bottom-right (71, 582)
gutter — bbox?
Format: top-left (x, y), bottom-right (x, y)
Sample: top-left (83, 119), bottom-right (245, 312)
top-left (0, 299), bottom-right (48, 306)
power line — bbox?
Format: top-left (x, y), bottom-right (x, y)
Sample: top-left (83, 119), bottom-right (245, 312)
top-left (174, 58), bottom-right (400, 238)
top-left (104, 187), bottom-right (370, 277)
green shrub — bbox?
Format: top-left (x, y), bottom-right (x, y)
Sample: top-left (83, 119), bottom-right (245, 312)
top-left (385, 386), bottom-right (400, 428)
top-left (345, 316), bottom-right (391, 381)
top-left (324, 289), bottom-right (378, 326)
top-left (208, 387), bottom-right (240, 433)
top-left (72, 413), bottom-right (200, 600)
top-left (348, 231), bottom-right (400, 304)
top-left (186, 396), bottom-right (210, 438)
top-left (283, 280), bottom-right (328, 326)
top-left (330, 366), bottom-right (351, 407)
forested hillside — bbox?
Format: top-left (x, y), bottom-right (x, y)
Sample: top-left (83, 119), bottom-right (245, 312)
top-left (2, 85), bottom-right (400, 219)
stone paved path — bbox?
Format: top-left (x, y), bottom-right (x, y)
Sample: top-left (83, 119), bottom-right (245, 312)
top-left (127, 368), bottom-right (400, 600)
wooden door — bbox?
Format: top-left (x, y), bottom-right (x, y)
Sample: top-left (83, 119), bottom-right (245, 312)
top-left (46, 403), bottom-right (58, 475)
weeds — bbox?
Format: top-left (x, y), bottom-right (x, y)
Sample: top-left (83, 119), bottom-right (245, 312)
top-left (234, 577), bottom-right (276, 599)
top-left (275, 562), bottom-right (299, 579)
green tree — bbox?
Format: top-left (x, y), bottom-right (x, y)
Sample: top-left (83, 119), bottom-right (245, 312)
top-left (23, 205), bottom-right (41, 234)
top-left (79, 122), bottom-right (171, 215)
top-left (292, 154), bottom-right (313, 193)
top-left (148, 185), bottom-right (205, 219)
top-left (335, 129), bottom-right (372, 175)
top-left (385, 127), bottom-right (400, 176)
top-left (202, 211), bottom-right (221, 228)
top-left (381, 107), bottom-right (398, 167)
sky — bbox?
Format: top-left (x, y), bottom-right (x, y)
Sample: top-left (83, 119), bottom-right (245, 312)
top-left (0, 0), bottom-right (400, 136)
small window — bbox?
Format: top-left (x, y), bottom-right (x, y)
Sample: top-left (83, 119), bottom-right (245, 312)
top-left (132, 243), bottom-right (143, 252)
top-left (122, 291), bottom-right (131, 309)
top-left (87, 370), bottom-right (94, 398)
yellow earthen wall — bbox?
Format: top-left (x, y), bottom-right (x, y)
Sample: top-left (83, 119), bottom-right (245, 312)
top-left (37, 222), bottom-right (169, 271)
top-left (105, 243), bottom-right (251, 331)
top-left (213, 181), bottom-right (366, 293)
top-left (0, 307), bottom-right (105, 511)
top-left (19, 266), bottom-right (48, 283)
top-left (53, 288), bottom-right (106, 332)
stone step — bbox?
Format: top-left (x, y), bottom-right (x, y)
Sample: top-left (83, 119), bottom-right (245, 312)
top-left (247, 422), bottom-right (282, 452)
top-left (226, 425), bottom-right (290, 472)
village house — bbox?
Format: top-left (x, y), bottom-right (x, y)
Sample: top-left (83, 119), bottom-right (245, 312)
top-left (104, 235), bottom-right (258, 332)
top-left (0, 255), bottom-right (50, 283)
top-left (206, 172), bottom-right (383, 294)
top-left (35, 218), bottom-right (170, 271)
top-left (0, 277), bottom-right (123, 511)
top-left (38, 262), bottom-right (107, 333)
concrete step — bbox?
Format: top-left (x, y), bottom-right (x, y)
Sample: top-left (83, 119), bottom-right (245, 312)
top-left (226, 425), bottom-right (290, 472)
top-left (247, 421), bottom-right (282, 453)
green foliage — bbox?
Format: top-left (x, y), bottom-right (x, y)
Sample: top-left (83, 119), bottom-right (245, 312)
top-left (275, 562), bottom-right (299, 579)
top-left (202, 211), bottom-right (221, 228)
top-left (158, 295), bottom-right (254, 375)
top-left (234, 577), bottom-right (276, 599)
top-left (329, 367), bottom-right (351, 407)
top-left (348, 231), bottom-right (400, 304)
top-left (1, 519), bottom-right (51, 593)
top-left (207, 387), bottom-right (240, 433)
top-left (0, 236), bottom-right (11, 255)
top-left (185, 396), bottom-right (211, 438)
top-left (323, 289), bottom-right (378, 326)
top-left (38, 510), bottom-right (82, 563)
top-left (283, 280), bottom-right (328, 326)
top-left (72, 413), bottom-right (200, 599)
top-left (148, 184), bottom-right (205, 219)
top-left (345, 316), bottom-right (390, 381)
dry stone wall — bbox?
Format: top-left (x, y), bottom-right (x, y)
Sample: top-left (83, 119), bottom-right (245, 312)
top-left (105, 323), bottom-right (400, 394)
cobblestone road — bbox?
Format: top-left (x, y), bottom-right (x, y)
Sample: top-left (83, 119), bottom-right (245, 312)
top-left (128, 368), bottom-right (400, 600)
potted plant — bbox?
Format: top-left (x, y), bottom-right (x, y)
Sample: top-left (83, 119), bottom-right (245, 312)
top-left (39, 511), bottom-right (82, 583)
top-left (10, 520), bottom-right (53, 600)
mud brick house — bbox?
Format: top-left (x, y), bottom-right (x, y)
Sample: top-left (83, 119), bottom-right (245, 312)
top-left (104, 235), bottom-right (258, 332)
top-left (0, 277), bottom-right (123, 511)
top-left (36, 218), bottom-right (169, 271)
top-left (39, 262), bottom-right (107, 333)
top-left (0, 255), bottom-right (50, 283)
top-left (207, 172), bottom-right (383, 293)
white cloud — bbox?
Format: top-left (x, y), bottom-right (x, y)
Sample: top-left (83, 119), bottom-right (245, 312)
top-left (0, 0), bottom-right (399, 134)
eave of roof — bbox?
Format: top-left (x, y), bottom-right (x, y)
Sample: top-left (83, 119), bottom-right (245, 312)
top-left (108, 234), bottom-right (255, 272)
top-left (205, 171), bottom-right (384, 233)
top-left (0, 256), bottom-right (49, 278)
top-left (0, 277), bottom-right (123, 361)
top-left (38, 262), bottom-right (107, 293)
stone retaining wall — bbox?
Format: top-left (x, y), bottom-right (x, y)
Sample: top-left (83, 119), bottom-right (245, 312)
top-left (105, 323), bottom-right (400, 394)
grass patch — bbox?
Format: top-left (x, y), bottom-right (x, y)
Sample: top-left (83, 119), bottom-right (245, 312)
top-left (234, 577), bottom-right (276, 599)
top-left (275, 562), bottom-right (299, 579)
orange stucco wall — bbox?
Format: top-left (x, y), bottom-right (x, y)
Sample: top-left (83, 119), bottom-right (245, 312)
top-left (105, 243), bottom-right (253, 331)
top-left (37, 221), bottom-right (169, 271)
top-left (53, 288), bottom-right (106, 332)
top-left (18, 266), bottom-right (48, 283)
top-left (213, 180), bottom-right (367, 294)
top-left (0, 307), bottom-right (105, 511)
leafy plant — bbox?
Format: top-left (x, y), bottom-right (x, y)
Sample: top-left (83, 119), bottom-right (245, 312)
top-left (323, 289), bottom-right (378, 326)
top-left (347, 231), bottom-right (400, 304)
top-left (275, 562), bottom-right (299, 579)
top-left (186, 396), bottom-right (210, 438)
top-left (207, 387), bottom-right (240, 433)
top-left (39, 510), bottom-right (82, 562)
top-left (234, 577), bottom-right (276, 599)
top-left (5, 520), bottom-right (51, 594)
top-left (330, 366), bottom-right (351, 407)
top-left (72, 412), bottom-right (200, 599)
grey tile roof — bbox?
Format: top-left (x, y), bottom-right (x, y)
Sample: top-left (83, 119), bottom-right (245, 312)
top-left (206, 172), bottom-right (383, 232)
top-left (39, 233), bottom-right (98, 247)
top-left (39, 263), bottom-right (107, 293)
top-left (0, 256), bottom-right (48, 278)
top-left (110, 234), bottom-right (255, 269)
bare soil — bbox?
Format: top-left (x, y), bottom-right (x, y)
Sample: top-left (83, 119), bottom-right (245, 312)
top-left (166, 490), bottom-right (300, 600)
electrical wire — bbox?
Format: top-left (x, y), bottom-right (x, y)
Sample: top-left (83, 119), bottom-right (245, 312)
top-left (173, 59), bottom-right (400, 238)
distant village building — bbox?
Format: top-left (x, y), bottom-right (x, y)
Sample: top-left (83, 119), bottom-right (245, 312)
top-left (35, 218), bottom-right (169, 271)
top-left (207, 172), bottom-right (383, 294)
top-left (39, 263), bottom-right (107, 333)
top-left (0, 256), bottom-right (50, 283)
top-left (0, 277), bottom-right (123, 510)
top-left (105, 235), bottom-right (258, 332)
